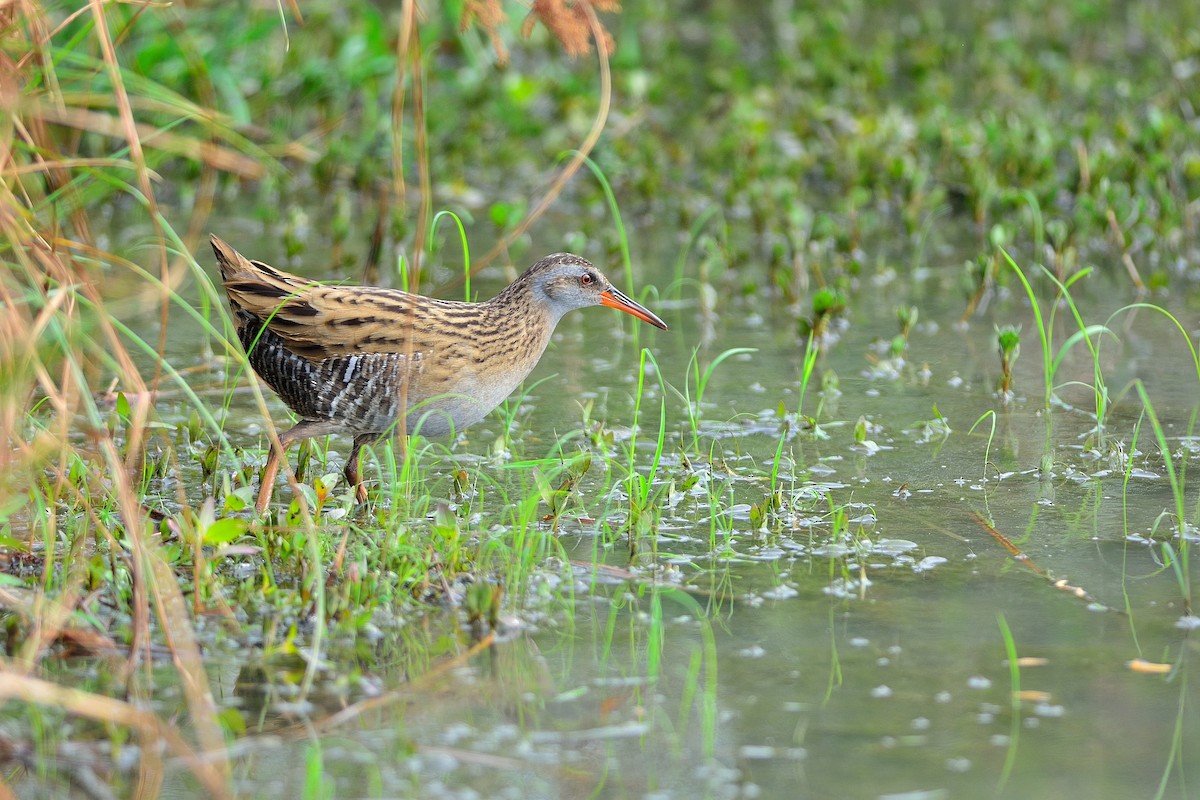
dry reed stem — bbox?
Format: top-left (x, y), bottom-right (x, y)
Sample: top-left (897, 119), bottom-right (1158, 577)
top-left (410, 30), bottom-right (430, 291)
top-left (0, 3), bottom-right (628, 792)
top-left (87, 0), bottom-right (172, 397)
top-left (133, 720), bottom-right (166, 800)
top-left (22, 240), bottom-right (159, 682)
top-left (29, 104), bottom-right (267, 179)
top-left (8, 563), bottom-right (90, 670)
top-left (143, 547), bottom-right (230, 780)
top-left (0, 672), bottom-right (231, 799)
top-left (970, 512), bottom-right (1113, 611)
top-left (0, 586), bottom-right (119, 657)
top-left (391, 0), bottom-right (424, 463)
top-left (12, 6), bottom-right (95, 247)
top-left (392, 0), bottom-right (419, 229)
top-left (471, 1), bottom-right (613, 274)
top-left (2, 7), bottom-right (241, 784)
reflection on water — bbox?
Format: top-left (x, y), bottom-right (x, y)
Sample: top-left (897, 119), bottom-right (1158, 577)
top-left (94, 230), bottom-right (1192, 798)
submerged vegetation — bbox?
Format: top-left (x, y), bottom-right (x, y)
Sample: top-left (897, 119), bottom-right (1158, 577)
top-left (2, 0), bottom-right (1198, 797)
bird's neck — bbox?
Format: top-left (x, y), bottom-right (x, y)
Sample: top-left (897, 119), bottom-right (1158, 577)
top-left (480, 283), bottom-right (559, 373)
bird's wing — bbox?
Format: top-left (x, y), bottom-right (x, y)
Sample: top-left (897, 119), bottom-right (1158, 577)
top-left (212, 235), bottom-right (434, 361)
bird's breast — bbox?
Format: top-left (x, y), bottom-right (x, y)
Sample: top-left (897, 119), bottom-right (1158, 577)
top-left (409, 344), bottom-right (546, 436)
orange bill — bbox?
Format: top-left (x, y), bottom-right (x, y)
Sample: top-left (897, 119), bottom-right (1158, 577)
top-left (600, 287), bottom-right (668, 330)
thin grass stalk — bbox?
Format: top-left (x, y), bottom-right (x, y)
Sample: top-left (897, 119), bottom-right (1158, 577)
top-left (1151, 668), bottom-right (1191, 800)
top-left (156, 8), bottom-right (223, 260)
top-left (1121, 411), bottom-right (1146, 648)
top-left (822, 596), bottom-right (842, 704)
top-left (796, 330), bottom-right (818, 420)
top-left (995, 613), bottom-right (1021, 794)
top-left (1134, 381), bottom-right (1192, 611)
top-left (1107, 303), bottom-right (1200, 392)
top-left (1000, 248), bottom-right (1060, 470)
top-left (1035, 265), bottom-right (1113, 442)
top-left (968, 410), bottom-right (997, 479)
top-left (672, 206), bottom-right (726, 299)
top-left (429, 210), bottom-right (472, 300)
top-left (573, 153), bottom-right (632, 288)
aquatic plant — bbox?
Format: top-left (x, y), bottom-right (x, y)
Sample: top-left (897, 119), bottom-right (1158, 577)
top-left (995, 324), bottom-right (1021, 397)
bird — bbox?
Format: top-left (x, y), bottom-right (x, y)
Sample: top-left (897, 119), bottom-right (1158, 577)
top-left (211, 235), bottom-right (668, 513)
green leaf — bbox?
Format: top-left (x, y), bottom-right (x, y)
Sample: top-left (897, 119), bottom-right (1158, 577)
top-left (224, 490), bottom-right (247, 512)
top-left (218, 707), bottom-right (247, 736)
top-left (202, 517), bottom-right (249, 546)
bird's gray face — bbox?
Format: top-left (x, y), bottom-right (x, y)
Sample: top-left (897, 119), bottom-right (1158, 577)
top-left (531, 254), bottom-right (668, 330)
top-left (537, 257), bottom-right (611, 311)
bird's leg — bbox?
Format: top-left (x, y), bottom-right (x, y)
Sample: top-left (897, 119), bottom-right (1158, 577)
top-left (256, 420), bottom-right (324, 514)
top-left (344, 434), bottom-right (376, 504)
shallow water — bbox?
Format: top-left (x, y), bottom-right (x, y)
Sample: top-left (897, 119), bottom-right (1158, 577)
top-left (13, 0), bottom-right (1198, 793)
top-left (104, 214), bottom-right (1195, 799)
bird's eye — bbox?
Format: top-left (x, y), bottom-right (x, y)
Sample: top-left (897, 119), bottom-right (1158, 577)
top-left (580, 272), bottom-right (595, 286)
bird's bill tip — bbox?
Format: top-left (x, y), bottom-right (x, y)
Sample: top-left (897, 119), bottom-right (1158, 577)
top-left (600, 289), bottom-right (668, 330)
